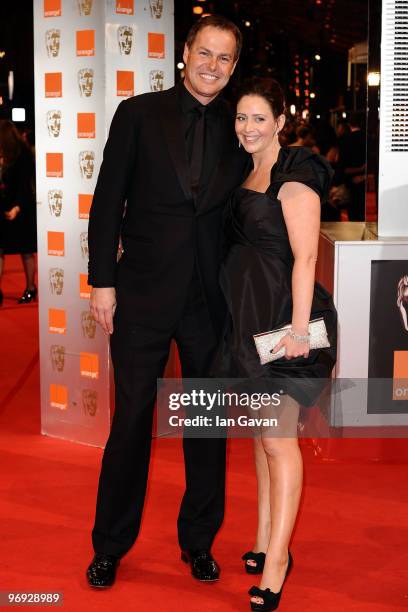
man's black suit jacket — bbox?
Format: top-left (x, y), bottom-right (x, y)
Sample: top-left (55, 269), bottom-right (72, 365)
top-left (88, 84), bottom-right (249, 334)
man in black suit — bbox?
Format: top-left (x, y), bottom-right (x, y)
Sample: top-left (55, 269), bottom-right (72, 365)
top-left (86, 15), bottom-right (248, 588)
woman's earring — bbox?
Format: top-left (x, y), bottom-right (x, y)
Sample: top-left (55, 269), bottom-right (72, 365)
top-left (238, 140), bottom-right (242, 148)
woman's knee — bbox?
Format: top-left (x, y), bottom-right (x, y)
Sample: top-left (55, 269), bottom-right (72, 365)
top-left (260, 436), bottom-right (298, 458)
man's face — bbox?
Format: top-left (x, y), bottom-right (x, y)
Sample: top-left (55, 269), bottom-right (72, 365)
top-left (79, 151), bottom-right (95, 179)
top-left (183, 26), bottom-right (238, 105)
top-left (149, 70), bottom-right (164, 92)
top-left (118, 26), bottom-right (133, 55)
top-left (78, 69), bottom-right (94, 97)
top-left (48, 190), bottom-right (63, 216)
top-left (47, 110), bottom-right (61, 137)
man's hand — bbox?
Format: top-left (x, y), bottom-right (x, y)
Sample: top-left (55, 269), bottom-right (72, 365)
top-left (90, 287), bottom-right (117, 335)
top-left (5, 205), bottom-right (21, 221)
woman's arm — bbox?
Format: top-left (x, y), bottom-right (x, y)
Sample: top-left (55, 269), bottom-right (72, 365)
top-left (273, 181), bottom-right (321, 359)
top-left (399, 303), bottom-right (408, 332)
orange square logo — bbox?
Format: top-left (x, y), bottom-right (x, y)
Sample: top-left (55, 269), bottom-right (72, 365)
top-left (78, 194), bottom-right (93, 219)
top-left (44, 0), bottom-right (61, 17)
top-left (46, 153), bottom-right (63, 178)
top-left (148, 33), bottom-right (165, 59)
top-left (47, 231), bottom-right (65, 257)
top-left (80, 274), bottom-right (92, 299)
top-left (45, 72), bottom-right (62, 98)
top-left (77, 113), bottom-right (95, 138)
top-left (117, 71), bottom-right (134, 97)
top-left (393, 351), bottom-right (408, 400)
top-left (116, 0), bottom-right (134, 15)
top-left (48, 308), bottom-right (66, 334)
top-left (50, 383), bottom-right (68, 410)
top-left (76, 30), bottom-right (95, 56)
top-left (80, 352), bottom-right (99, 379)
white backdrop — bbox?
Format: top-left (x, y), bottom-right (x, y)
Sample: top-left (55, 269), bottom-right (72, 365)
top-left (34, 0), bottom-right (174, 446)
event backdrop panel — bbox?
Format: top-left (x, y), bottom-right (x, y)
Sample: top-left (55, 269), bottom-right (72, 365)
top-left (34, 0), bottom-right (174, 446)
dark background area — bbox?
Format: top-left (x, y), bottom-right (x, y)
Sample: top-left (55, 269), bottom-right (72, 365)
top-left (0, 0), bottom-right (369, 129)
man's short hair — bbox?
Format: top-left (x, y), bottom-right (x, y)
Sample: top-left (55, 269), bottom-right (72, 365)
top-left (186, 15), bottom-right (243, 61)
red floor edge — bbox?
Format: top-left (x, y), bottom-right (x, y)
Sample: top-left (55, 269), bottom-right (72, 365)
top-left (0, 255), bottom-right (407, 611)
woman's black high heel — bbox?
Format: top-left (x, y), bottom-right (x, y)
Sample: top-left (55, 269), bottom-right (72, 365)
top-left (18, 287), bottom-right (37, 304)
top-left (242, 551), bottom-right (266, 574)
top-left (248, 551), bottom-right (293, 611)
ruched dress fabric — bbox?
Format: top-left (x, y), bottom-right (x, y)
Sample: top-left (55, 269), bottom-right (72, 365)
top-left (212, 146), bottom-right (337, 407)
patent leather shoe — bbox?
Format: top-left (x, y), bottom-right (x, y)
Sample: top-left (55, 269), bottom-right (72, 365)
top-left (86, 553), bottom-right (120, 589)
top-left (181, 549), bottom-right (220, 581)
top-left (18, 287), bottom-right (37, 304)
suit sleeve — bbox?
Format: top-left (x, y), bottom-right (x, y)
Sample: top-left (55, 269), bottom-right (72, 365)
top-left (88, 99), bottom-right (137, 287)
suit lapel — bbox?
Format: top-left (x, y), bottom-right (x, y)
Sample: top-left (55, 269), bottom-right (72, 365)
top-left (159, 87), bottom-right (192, 201)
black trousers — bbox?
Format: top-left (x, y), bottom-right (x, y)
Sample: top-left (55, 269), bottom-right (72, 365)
top-left (91, 268), bottom-right (226, 558)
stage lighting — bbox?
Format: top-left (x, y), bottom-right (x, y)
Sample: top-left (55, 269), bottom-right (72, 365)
top-left (12, 108), bottom-right (26, 122)
top-left (315, 54), bottom-right (321, 61)
top-left (290, 105), bottom-right (296, 115)
top-left (177, 62), bottom-right (184, 69)
top-left (193, 6), bottom-right (203, 14)
top-left (368, 71), bottom-right (380, 87)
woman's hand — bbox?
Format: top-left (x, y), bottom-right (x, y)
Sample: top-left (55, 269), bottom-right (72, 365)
top-left (272, 332), bottom-right (310, 360)
top-left (5, 205), bottom-right (21, 220)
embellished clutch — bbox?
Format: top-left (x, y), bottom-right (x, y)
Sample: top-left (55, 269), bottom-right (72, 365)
top-left (253, 317), bottom-right (330, 365)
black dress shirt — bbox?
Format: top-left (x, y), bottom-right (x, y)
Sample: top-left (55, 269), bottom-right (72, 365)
top-left (177, 81), bottom-right (222, 197)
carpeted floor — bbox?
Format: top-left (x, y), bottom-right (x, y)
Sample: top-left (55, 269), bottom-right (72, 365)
top-left (0, 255), bottom-right (407, 611)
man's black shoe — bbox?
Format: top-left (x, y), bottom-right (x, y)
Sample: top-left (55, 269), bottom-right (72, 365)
top-left (181, 549), bottom-right (220, 582)
top-left (86, 553), bottom-right (120, 588)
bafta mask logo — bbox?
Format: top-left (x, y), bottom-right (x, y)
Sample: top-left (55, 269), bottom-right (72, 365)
top-left (49, 268), bottom-right (64, 295)
top-left (46, 110), bottom-right (62, 137)
top-left (82, 389), bottom-right (97, 417)
top-left (149, 70), bottom-right (164, 92)
top-left (149, 0), bottom-right (163, 19)
top-left (50, 345), bottom-right (65, 372)
top-left (46, 29), bottom-right (61, 58)
top-left (397, 275), bottom-right (408, 332)
top-left (118, 25), bottom-right (133, 55)
top-left (77, 0), bottom-right (93, 16)
top-left (78, 68), bottom-right (94, 97)
top-left (80, 232), bottom-right (89, 259)
top-left (48, 190), bottom-right (63, 217)
top-left (79, 151), bottom-right (95, 179)
top-left (81, 311), bottom-right (96, 339)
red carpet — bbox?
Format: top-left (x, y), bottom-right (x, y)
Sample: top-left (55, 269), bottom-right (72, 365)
top-left (0, 255), bottom-right (407, 611)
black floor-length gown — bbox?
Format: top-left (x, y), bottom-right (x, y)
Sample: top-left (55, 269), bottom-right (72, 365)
top-left (213, 146), bottom-right (337, 407)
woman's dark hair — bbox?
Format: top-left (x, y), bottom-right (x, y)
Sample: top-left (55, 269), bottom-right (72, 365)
top-left (0, 119), bottom-right (25, 165)
top-left (186, 15), bottom-right (243, 61)
top-left (236, 78), bottom-right (286, 118)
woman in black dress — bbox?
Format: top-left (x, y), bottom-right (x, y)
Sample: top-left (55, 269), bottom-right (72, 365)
top-left (0, 120), bottom-right (37, 305)
top-left (214, 81), bottom-right (337, 610)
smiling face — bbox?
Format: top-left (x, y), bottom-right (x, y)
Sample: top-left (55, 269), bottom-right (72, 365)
top-left (235, 94), bottom-right (285, 154)
top-left (183, 26), bottom-right (238, 105)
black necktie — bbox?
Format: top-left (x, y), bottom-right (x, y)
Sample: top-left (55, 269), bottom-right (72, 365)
top-left (190, 106), bottom-right (206, 194)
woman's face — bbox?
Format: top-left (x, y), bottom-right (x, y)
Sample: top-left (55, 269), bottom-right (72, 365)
top-left (235, 94), bottom-right (283, 154)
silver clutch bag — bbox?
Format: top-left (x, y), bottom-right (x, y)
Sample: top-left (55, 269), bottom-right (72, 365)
top-left (253, 317), bottom-right (330, 365)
